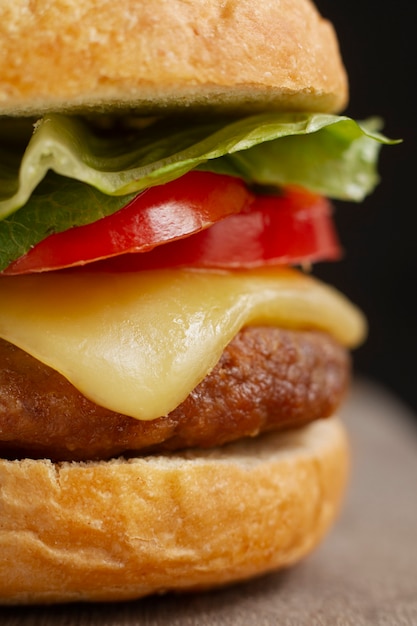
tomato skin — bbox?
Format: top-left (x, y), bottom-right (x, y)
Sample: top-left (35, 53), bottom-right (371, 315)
top-left (3, 172), bottom-right (252, 275)
top-left (89, 187), bottom-right (341, 272)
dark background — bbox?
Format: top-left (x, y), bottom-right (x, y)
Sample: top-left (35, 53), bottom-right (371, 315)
top-left (313, 1), bottom-right (416, 416)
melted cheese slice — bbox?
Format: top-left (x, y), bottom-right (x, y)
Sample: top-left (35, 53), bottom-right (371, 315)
top-left (0, 267), bottom-right (366, 420)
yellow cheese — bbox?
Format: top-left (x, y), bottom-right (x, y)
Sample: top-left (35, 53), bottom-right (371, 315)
top-left (0, 267), bottom-right (366, 420)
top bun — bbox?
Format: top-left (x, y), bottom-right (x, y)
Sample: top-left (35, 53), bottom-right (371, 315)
top-left (0, 0), bottom-right (348, 116)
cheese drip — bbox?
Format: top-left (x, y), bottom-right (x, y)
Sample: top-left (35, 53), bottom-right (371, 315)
top-left (0, 267), bottom-right (366, 420)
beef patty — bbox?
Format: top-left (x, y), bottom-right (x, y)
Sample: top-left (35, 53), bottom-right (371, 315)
top-left (0, 327), bottom-right (350, 461)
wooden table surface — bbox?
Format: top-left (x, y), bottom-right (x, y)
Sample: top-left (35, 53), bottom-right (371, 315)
top-left (1, 378), bottom-right (417, 625)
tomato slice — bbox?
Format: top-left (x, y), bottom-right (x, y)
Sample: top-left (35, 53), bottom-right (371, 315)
top-left (3, 172), bottom-right (252, 275)
top-left (3, 173), bottom-right (341, 275)
top-left (87, 186), bottom-right (341, 272)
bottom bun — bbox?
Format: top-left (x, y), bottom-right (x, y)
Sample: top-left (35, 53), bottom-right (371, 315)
top-left (0, 416), bottom-right (349, 605)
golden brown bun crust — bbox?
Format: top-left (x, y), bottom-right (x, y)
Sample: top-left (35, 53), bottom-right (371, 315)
top-left (0, 417), bottom-right (349, 604)
top-left (0, 0), bottom-right (348, 116)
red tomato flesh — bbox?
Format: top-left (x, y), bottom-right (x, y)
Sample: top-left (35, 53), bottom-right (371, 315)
top-left (3, 172), bottom-right (341, 275)
top-left (4, 172), bottom-right (252, 275)
top-left (92, 186), bottom-right (341, 272)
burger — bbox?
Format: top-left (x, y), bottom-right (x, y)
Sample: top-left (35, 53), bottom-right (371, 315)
top-left (0, 0), bottom-right (393, 604)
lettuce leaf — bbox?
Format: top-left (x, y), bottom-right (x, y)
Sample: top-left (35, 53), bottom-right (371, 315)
top-left (0, 112), bottom-right (397, 270)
